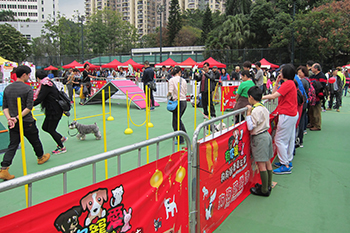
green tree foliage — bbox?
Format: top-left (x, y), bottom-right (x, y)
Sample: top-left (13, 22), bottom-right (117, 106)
top-left (86, 9), bottom-right (138, 54)
top-left (167, 0), bottom-right (182, 46)
top-left (206, 14), bottom-right (253, 50)
top-left (200, 5), bottom-right (213, 45)
top-left (225, 0), bottom-right (252, 16)
top-left (0, 24), bottom-right (31, 62)
top-left (174, 26), bottom-right (202, 46)
top-left (0, 10), bottom-right (16, 21)
top-left (182, 9), bottom-right (204, 29)
top-left (248, 0), bottom-right (275, 48)
top-left (294, 0), bottom-right (350, 67)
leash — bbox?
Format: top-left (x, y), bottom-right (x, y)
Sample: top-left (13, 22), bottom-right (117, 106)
top-left (66, 114), bottom-right (79, 137)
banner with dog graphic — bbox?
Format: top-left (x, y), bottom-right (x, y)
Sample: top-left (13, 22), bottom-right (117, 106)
top-left (198, 122), bottom-right (260, 233)
top-left (0, 150), bottom-right (189, 233)
top-left (221, 85), bottom-right (239, 111)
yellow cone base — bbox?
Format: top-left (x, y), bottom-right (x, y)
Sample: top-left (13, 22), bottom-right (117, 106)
top-left (107, 116), bottom-right (114, 121)
top-left (124, 128), bottom-right (133, 135)
top-left (148, 122), bottom-right (154, 128)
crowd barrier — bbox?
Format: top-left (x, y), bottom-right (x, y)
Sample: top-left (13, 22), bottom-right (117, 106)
top-left (0, 131), bottom-right (192, 232)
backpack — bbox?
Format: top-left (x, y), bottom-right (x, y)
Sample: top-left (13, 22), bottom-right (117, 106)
top-left (50, 81), bottom-right (71, 112)
top-left (305, 77), bottom-right (316, 106)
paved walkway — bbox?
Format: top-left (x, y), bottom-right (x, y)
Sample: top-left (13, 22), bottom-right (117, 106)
top-left (215, 96), bottom-right (350, 232)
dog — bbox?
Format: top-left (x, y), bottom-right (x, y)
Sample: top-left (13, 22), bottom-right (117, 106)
top-left (80, 188), bottom-right (108, 226)
top-left (69, 121), bottom-right (101, 140)
top-left (164, 195), bottom-right (178, 219)
top-left (54, 206), bottom-right (83, 233)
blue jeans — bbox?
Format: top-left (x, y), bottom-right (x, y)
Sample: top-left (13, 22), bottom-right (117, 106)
top-left (343, 85), bottom-right (349, 96)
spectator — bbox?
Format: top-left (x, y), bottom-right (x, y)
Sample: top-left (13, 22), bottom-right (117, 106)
top-left (309, 63), bottom-right (326, 129)
top-left (243, 61), bottom-right (255, 81)
top-left (220, 68), bottom-right (230, 81)
top-left (80, 64), bottom-right (95, 105)
top-left (66, 68), bottom-right (80, 102)
top-left (194, 62), bottom-right (216, 118)
top-left (344, 69), bottom-right (350, 96)
top-left (167, 66), bottom-right (188, 145)
top-left (246, 86), bottom-right (273, 197)
top-left (142, 61), bottom-right (155, 110)
top-left (48, 71), bottom-right (54, 79)
top-left (157, 65), bottom-right (168, 79)
top-left (231, 66), bottom-right (241, 81)
top-left (327, 69), bottom-right (342, 112)
top-left (34, 70), bottom-right (67, 155)
top-left (255, 61), bottom-right (264, 91)
top-left (262, 64), bottom-right (298, 175)
top-left (0, 66), bottom-right (50, 180)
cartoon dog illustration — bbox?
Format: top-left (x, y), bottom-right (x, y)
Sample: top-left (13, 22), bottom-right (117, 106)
top-left (80, 188), bottom-right (108, 226)
top-left (164, 195), bottom-right (178, 219)
top-left (54, 206), bottom-right (83, 233)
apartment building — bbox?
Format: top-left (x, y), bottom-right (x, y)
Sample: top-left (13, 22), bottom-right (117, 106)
top-left (85, 0), bottom-right (225, 37)
top-left (0, 0), bottom-right (59, 22)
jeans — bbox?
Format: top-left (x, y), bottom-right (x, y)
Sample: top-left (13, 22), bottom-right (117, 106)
top-left (172, 101), bottom-right (187, 143)
top-left (1, 121), bottom-right (44, 167)
top-left (201, 91), bottom-right (216, 117)
top-left (344, 85), bottom-right (349, 96)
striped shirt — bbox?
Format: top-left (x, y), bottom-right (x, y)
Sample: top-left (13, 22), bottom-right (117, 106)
top-left (2, 82), bottom-right (34, 122)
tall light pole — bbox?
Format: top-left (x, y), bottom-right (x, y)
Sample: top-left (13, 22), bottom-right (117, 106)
top-left (78, 15), bottom-right (85, 64)
top-left (157, 5), bottom-right (165, 63)
top-left (291, 0), bottom-right (296, 64)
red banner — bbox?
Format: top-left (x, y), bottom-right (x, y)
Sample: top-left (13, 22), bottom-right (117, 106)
top-left (92, 80), bottom-right (107, 95)
top-left (221, 86), bottom-right (238, 111)
top-left (198, 123), bottom-right (260, 233)
top-left (0, 151), bottom-right (189, 233)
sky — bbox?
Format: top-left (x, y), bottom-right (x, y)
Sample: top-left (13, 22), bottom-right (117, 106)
top-left (59, 0), bottom-right (85, 19)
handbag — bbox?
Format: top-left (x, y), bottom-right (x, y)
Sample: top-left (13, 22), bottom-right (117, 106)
top-left (167, 78), bottom-right (182, 112)
top-left (147, 81), bottom-right (157, 91)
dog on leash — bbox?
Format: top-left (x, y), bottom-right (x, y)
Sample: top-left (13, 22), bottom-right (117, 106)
top-left (68, 121), bottom-right (101, 140)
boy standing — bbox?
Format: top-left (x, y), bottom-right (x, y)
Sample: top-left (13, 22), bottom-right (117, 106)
top-left (246, 86), bottom-right (273, 196)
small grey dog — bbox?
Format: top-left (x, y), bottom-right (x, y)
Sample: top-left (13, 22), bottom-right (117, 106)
top-left (68, 121), bottom-right (102, 140)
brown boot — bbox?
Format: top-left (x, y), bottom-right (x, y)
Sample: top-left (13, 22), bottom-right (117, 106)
top-left (0, 167), bottom-right (15, 180)
top-left (37, 153), bottom-right (50, 165)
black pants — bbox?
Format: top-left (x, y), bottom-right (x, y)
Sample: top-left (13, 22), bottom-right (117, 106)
top-left (66, 84), bottom-right (73, 101)
top-left (42, 117), bottom-right (63, 148)
top-left (201, 91), bottom-right (216, 117)
top-left (144, 84), bottom-right (155, 107)
top-left (172, 101), bottom-right (187, 143)
top-left (1, 121), bottom-right (44, 167)
top-left (329, 91), bottom-right (341, 109)
top-left (297, 109), bottom-right (306, 144)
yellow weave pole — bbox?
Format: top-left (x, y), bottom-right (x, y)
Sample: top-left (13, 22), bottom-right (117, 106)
top-left (73, 89), bottom-right (77, 121)
top-left (17, 97), bottom-right (28, 208)
top-left (0, 110), bottom-right (3, 116)
top-left (107, 86), bottom-right (114, 121)
top-left (102, 90), bottom-right (108, 179)
top-left (194, 81), bottom-right (197, 130)
top-left (208, 79), bottom-right (211, 134)
top-left (221, 88), bottom-right (225, 117)
top-left (177, 82), bottom-right (180, 151)
top-left (147, 87), bottom-right (153, 128)
top-left (124, 91), bottom-right (133, 134)
top-left (146, 86), bottom-right (149, 164)
top-left (213, 82), bottom-right (220, 103)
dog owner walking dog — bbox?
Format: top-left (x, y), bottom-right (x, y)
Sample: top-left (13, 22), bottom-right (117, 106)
top-left (34, 70), bottom-right (67, 155)
top-left (0, 66), bottom-right (50, 180)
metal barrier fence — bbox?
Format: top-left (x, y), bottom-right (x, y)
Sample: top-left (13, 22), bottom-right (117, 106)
top-left (0, 131), bottom-right (191, 208)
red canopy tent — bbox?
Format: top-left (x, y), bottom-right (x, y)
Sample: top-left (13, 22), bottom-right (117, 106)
top-left (177, 57), bottom-right (197, 68)
top-left (197, 57), bottom-right (226, 68)
top-left (101, 59), bottom-right (123, 69)
top-left (154, 58), bottom-right (179, 68)
top-left (62, 60), bottom-right (84, 70)
top-left (342, 63), bottom-right (350, 69)
top-left (258, 58), bottom-right (279, 69)
top-left (84, 61), bottom-right (100, 70)
top-left (44, 65), bottom-right (58, 71)
top-left (120, 59), bottom-right (144, 70)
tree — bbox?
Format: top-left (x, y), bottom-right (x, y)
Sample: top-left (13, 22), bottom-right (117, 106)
top-left (0, 10), bottom-right (16, 21)
top-left (225, 0), bottom-right (252, 16)
top-left (167, 0), bottom-right (182, 46)
top-left (174, 26), bottom-right (202, 46)
top-left (206, 14), bottom-right (253, 50)
top-left (248, 0), bottom-right (275, 48)
top-left (86, 8), bottom-right (138, 54)
top-left (0, 24), bottom-right (31, 62)
top-left (182, 9), bottom-right (204, 29)
top-left (200, 4), bottom-right (213, 45)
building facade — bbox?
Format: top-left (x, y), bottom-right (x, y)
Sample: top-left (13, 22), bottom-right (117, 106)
top-left (0, 0), bottom-right (59, 22)
top-left (84, 0), bottom-right (225, 37)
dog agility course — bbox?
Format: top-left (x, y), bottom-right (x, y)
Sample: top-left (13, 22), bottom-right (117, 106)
top-left (0, 93), bottom-right (349, 232)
